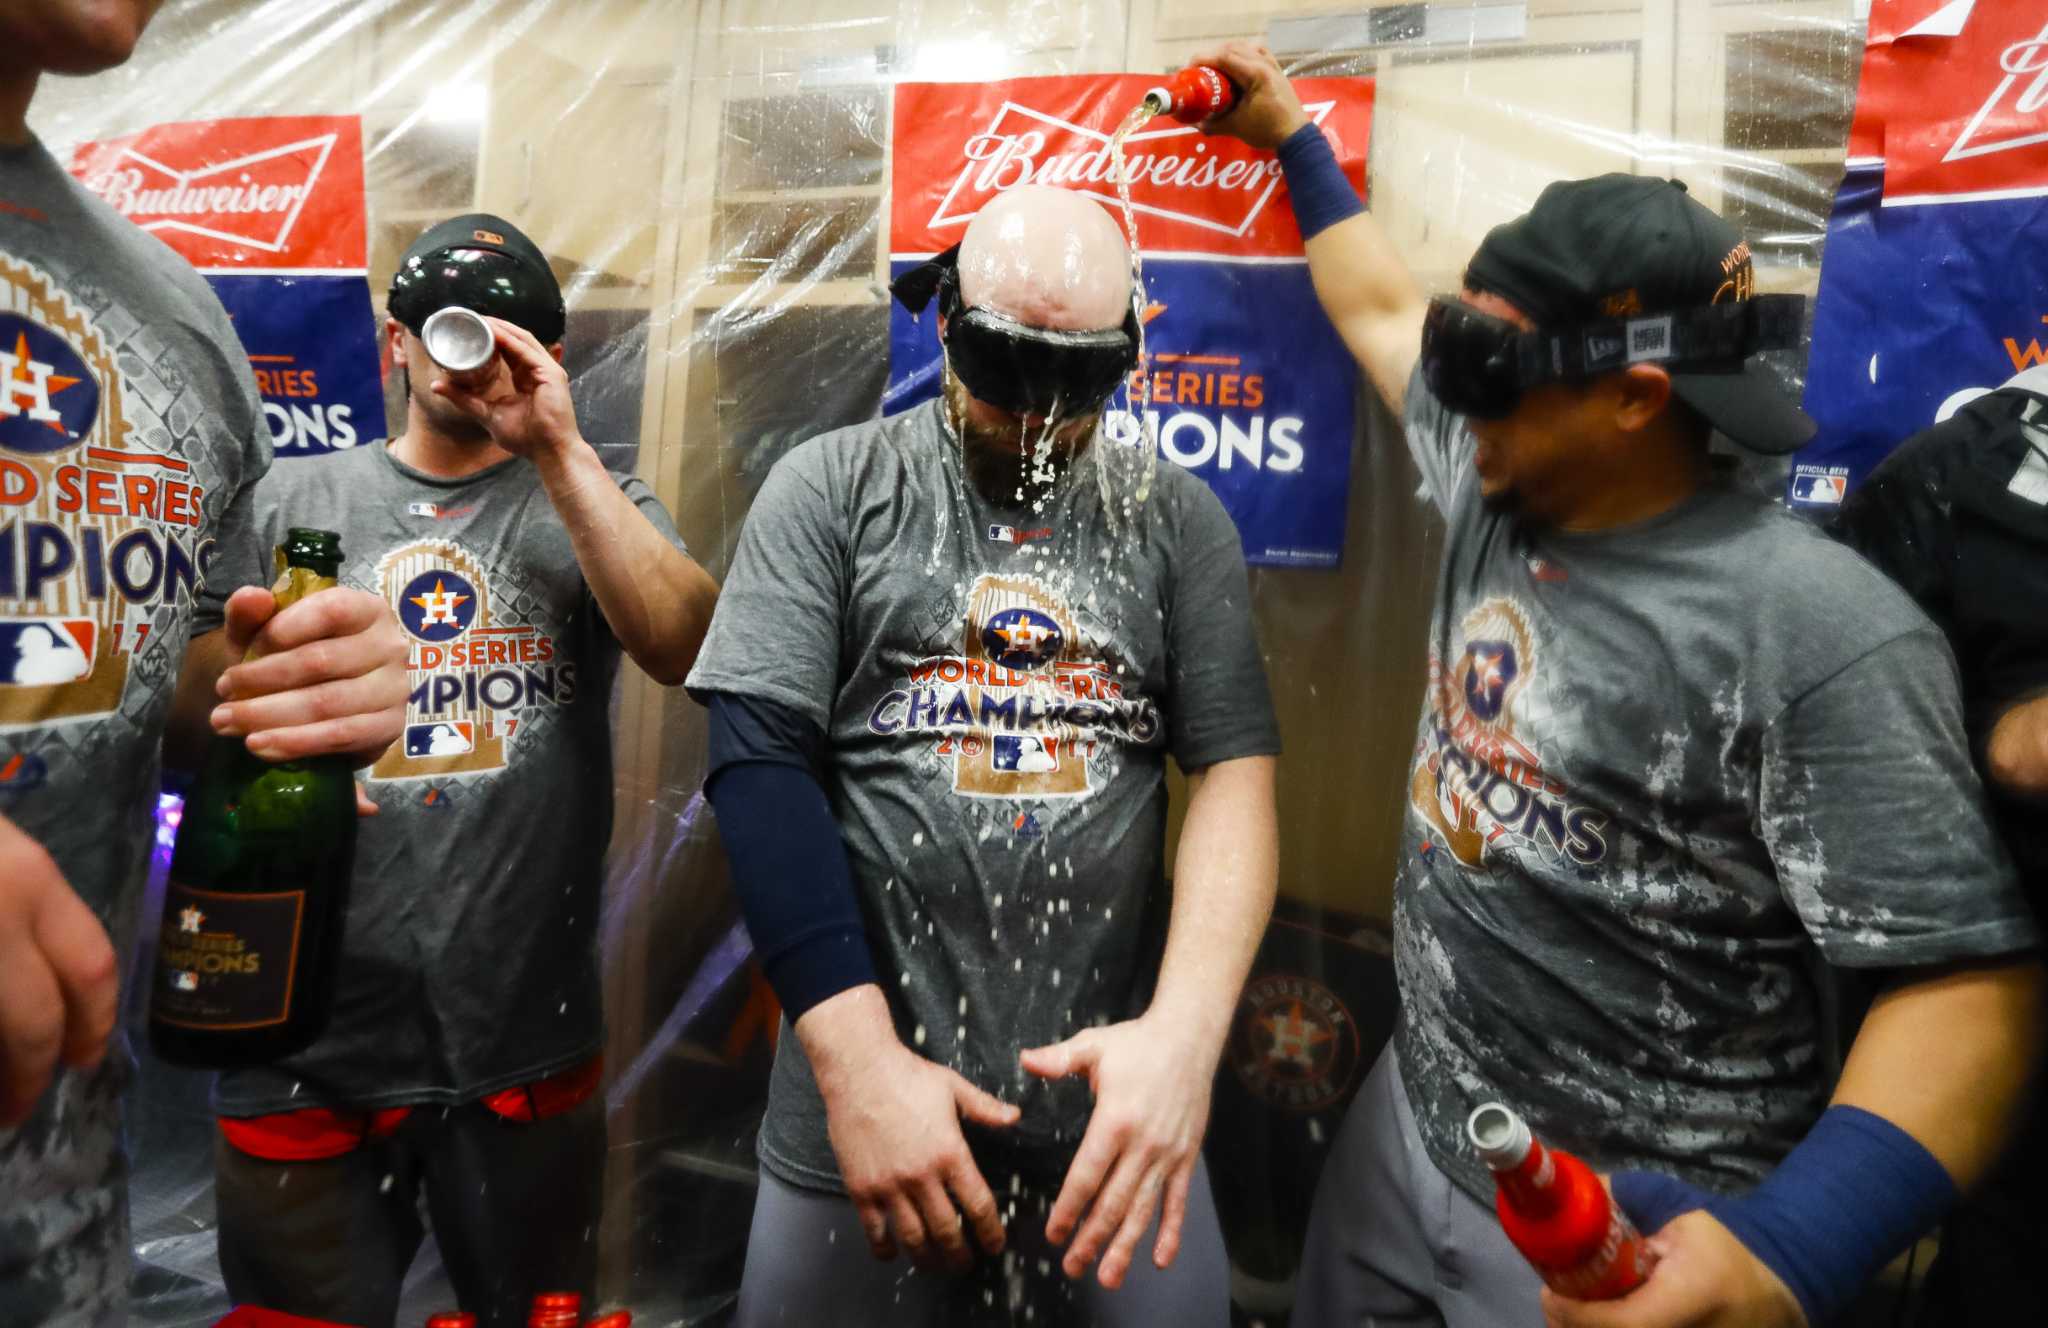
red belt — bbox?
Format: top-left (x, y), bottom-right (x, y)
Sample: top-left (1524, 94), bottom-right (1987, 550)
top-left (218, 1057), bottom-right (603, 1162)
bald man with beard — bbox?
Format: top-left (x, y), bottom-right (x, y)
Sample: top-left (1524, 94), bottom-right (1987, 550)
top-left (690, 185), bottom-right (1281, 1326)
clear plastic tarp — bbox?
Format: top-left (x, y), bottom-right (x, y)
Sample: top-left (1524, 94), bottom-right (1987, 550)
top-left (21, 0), bottom-right (1867, 1323)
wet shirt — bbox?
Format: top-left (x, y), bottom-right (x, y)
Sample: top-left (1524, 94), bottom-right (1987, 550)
top-left (688, 399), bottom-right (1280, 1191)
top-left (194, 441), bottom-right (686, 1114)
top-left (0, 137), bottom-right (270, 1319)
top-left (1392, 368), bottom-right (2038, 1203)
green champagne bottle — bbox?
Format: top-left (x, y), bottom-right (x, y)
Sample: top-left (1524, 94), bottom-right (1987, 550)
top-left (149, 528), bottom-right (358, 1068)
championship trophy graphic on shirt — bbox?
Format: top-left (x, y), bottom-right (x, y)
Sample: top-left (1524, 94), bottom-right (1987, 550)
top-left (955, 573), bottom-right (1090, 799)
top-left (374, 539), bottom-right (510, 779)
top-left (0, 254), bottom-right (177, 726)
top-left (1411, 596), bottom-right (1541, 869)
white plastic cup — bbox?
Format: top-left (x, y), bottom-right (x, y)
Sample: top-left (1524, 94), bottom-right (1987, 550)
top-left (421, 306), bottom-right (497, 383)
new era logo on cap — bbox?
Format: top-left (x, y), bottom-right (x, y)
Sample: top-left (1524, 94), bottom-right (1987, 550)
top-left (473, 229), bottom-right (505, 244)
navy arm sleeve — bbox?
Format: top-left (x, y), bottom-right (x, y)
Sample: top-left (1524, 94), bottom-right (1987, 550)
top-left (704, 691), bottom-right (877, 1018)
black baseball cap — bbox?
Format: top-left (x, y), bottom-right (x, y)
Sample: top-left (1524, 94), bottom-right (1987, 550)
top-left (388, 212), bottom-right (566, 344)
top-left (1464, 174), bottom-right (1815, 454)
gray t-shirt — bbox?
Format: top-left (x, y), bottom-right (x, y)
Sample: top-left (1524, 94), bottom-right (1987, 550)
top-left (1393, 369), bottom-right (2039, 1202)
top-left (688, 400), bottom-right (1280, 1191)
top-left (194, 441), bottom-right (687, 1114)
top-left (0, 138), bottom-right (269, 1317)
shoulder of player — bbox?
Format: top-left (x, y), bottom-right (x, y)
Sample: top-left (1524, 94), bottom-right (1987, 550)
top-left (1861, 390), bottom-right (2027, 498)
top-left (1713, 496), bottom-right (1935, 643)
top-left (761, 406), bottom-right (933, 497)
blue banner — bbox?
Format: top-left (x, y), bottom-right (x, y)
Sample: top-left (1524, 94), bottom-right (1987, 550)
top-left (887, 257), bottom-right (1355, 569)
top-left (210, 274), bottom-right (384, 459)
top-left (1794, 165), bottom-right (2048, 510)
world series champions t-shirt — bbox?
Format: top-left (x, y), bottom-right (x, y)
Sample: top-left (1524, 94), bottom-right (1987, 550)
top-left (688, 399), bottom-right (1281, 1191)
top-left (1392, 367), bottom-right (2039, 1203)
top-left (194, 440), bottom-right (688, 1115)
top-left (0, 138), bottom-right (270, 1320)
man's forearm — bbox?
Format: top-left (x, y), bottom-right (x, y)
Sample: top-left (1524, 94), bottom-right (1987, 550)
top-left (1149, 755), bottom-right (1279, 1055)
top-left (532, 440), bottom-right (717, 685)
top-left (1279, 134), bottom-right (1428, 414)
top-left (1833, 956), bottom-right (2045, 1189)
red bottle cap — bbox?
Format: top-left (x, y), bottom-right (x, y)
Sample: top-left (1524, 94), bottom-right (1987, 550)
top-left (425, 1315), bottom-right (476, 1328)
top-left (526, 1293), bottom-right (581, 1328)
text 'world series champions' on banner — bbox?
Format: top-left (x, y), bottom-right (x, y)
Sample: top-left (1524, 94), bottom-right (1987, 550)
top-left (69, 115), bottom-right (384, 462)
top-left (887, 75), bottom-right (1374, 569)
top-left (1794, 0), bottom-right (2048, 508)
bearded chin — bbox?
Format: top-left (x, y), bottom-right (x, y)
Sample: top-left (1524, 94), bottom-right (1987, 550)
top-left (941, 365), bottom-right (1094, 508)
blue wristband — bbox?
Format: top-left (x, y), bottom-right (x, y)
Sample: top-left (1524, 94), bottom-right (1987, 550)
top-left (1276, 122), bottom-right (1364, 240)
top-left (1610, 1106), bottom-right (1956, 1326)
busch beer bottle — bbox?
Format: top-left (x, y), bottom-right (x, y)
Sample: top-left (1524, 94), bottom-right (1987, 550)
top-left (1142, 64), bottom-right (1239, 123)
top-left (148, 529), bottom-right (358, 1068)
top-left (1468, 1102), bottom-right (1657, 1300)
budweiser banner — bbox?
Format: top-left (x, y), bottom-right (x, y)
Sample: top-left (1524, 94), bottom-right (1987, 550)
top-left (887, 76), bottom-right (1374, 568)
top-left (1794, 0), bottom-right (2048, 508)
top-left (70, 116), bottom-right (382, 460)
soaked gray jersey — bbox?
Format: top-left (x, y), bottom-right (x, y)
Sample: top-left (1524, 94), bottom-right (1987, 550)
top-left (688, 400), bottom-right (1281, 1191)
top-left (1392, 369), bottom-right (2037, 1202)
top-left (0, 137), bottom-right (270, 1321)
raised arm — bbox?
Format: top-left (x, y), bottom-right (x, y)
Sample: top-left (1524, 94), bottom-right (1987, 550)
top-left (1198, 39), bottom-right (1429, 413)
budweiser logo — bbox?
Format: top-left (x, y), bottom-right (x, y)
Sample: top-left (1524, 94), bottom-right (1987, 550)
top-left (926, 99), bottom-right (1336, 240)
top-left (81, 133), bottom-right (336, 255)
top-left (1947, 20), bottom-right (2048, 164)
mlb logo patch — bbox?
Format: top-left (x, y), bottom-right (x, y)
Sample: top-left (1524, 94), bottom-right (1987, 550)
top-left (408, 502), bottom-right (440, 517)
top-left (0, 619), bottom-right (96, 687)
top-left (992, 734), bottom-right (1059, 774)
top-left (988, 524), bottom-right (1017, 543)
top-left (1790, 471), bottom-right (1848, 506)
top-left (406, 721), bottom-right (474, 757)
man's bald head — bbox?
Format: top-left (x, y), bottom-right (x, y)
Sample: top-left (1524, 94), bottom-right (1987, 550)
top-left (957, 185), bottom-right (1133, 333)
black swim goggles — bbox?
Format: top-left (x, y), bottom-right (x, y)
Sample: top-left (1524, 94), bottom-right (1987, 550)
top-left (891, 244), bottom-right (1141, 418)
top-left (1419, 292), bottom-right (1805, 420)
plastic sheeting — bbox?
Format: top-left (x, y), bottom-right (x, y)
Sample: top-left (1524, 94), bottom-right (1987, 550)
top-left (22, 1), bottom-right (1867, 1323)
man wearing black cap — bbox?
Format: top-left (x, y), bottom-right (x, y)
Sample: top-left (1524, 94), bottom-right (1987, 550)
top-left (193, 213), bottom-right (718, 1327)
top-left (1201, 40), bottom-right (2042, 1328)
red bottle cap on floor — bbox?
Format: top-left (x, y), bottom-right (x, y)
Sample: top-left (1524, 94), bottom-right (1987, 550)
top-left (425, 1315), bottom-right (476, 1328)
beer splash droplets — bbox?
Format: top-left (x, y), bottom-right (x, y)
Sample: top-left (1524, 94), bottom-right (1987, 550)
top-left (1105, 99), bottom-right (1161, 513)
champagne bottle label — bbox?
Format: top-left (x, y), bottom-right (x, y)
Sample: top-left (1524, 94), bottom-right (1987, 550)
top-left (151, 880), bottom-right (308, 1029)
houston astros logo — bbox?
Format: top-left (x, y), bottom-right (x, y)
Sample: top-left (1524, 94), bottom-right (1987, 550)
top-left (0, 313), bottom-right (99, 454)
top-left (982, 606), bottom-right (1064, 670)
top-left (1454, 599), bottom-right (1535, 732)
top-left (1229, 973), bottom-right (1362, 1114)
top-left (399, 569), bottom-right (479, 642)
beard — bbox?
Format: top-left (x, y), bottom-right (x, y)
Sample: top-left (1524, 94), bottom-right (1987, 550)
top-left (403, 366), bottom-right (492, 442)
top-left (941, 368), bottom-right (1095, 508)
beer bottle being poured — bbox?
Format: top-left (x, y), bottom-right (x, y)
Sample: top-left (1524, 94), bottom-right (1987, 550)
top-left (1468, 1102), bottom-right (1658, 1301)
top-left (148, 529), bottom-right (359, 1068)
top-left (1141, 64), bottom-right (1240, 123)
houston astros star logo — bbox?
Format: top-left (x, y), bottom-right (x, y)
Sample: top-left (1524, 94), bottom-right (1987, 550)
top-left (397, 568), bottom-right (480, 643)
top-left (409, 578), bottom-right (470, 627)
